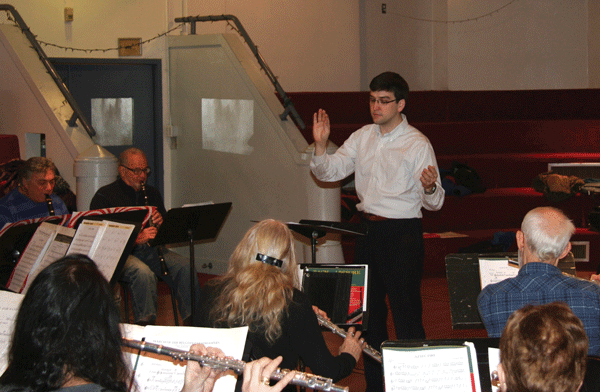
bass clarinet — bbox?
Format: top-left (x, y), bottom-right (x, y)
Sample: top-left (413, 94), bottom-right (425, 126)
top-left (122, 338), bottom-right (348, 392)
top-left (316, 313), bottom-right (383, 364)
top-left (140, 183), bottom-right (168, 276)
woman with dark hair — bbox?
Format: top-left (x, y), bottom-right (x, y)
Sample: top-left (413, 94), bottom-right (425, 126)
top-left (197, 219), bottom-right (365, 389)
top-left (495, 302), bottom-right (588, 392)
top-left (0, 254), bottom-right (226, 392)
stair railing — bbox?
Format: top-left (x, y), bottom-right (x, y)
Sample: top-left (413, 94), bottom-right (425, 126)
top-left (0, 4), bottom-right (96, 137)
top-left (173, 14), bottom-right (306, 130)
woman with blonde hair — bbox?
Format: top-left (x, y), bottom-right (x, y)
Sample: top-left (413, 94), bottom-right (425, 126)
top-left (197, 219), bottom-right (364, 388)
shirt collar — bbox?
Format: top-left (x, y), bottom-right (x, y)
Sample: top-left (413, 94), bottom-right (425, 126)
top-left (520, 262), bottom-right (561, 275)
top-left (375, 113), bottom-right (409, 141)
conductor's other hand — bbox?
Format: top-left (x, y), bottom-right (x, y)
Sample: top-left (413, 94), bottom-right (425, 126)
top-left (136, 227), bottom-right (158, 245)
top-left (312, 109), bottom-right (330, 156)
top-left (181, 344), bottom-right (225, 392)
top-left (420, 165), bottom-right (438, 192)
top-left (242, 356), bottom-right (295, 392)
top-left (339, 326), bottom-right (365, 363)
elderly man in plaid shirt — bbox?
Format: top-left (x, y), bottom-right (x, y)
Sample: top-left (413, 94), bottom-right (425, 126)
top-left (477, 206), bottom-right (600, 356)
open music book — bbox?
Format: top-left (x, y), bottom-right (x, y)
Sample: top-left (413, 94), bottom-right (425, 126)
top-left (6, 219), bottom-right (135, 293)
top-left (382, 341), bottom-right (482, 392)
top-left (121, 324), bottom-right (248, 392)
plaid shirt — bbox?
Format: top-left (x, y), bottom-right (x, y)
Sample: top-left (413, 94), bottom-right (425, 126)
top-left (477, 262), bottom-right (600, 355)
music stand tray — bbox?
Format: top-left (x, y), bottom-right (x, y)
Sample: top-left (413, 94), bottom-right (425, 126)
top-left (289, 219), bottom-right (367, 264)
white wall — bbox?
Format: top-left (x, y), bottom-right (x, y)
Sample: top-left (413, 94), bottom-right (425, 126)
top-left (4, 0), bottom-right (598, 91)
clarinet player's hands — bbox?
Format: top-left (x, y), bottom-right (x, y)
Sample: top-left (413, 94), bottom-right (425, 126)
top-left (339, 326), bottom-right (365, 363)
top-left (181, 344), bottom-right (225, 392)
top-left (242, 356), bottom-right (295, 392)
top-left (151, 209), bottom-right (164, 227)
top-left (136, 227), bottom-right (158, 245)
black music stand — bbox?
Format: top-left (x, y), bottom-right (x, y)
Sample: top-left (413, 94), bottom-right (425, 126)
top-left (151, 202), bottom-right (232, 323)
top-left (288, 219), bottom-right (367, 264)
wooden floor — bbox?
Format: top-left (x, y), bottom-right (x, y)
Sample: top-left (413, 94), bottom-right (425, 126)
top-left (136, 276), bottom-right (488, 392)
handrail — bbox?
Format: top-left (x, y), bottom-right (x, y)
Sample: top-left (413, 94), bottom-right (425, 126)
top-left (173, 14), bottom-right (306, 130)
top-left (0, 4), bottom-right (96, 137)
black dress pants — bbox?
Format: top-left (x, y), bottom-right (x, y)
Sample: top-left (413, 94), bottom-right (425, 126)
top-left (356, 217), bottom-right (425, 392)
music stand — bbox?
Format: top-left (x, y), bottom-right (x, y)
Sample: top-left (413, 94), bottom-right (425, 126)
top-left (151, 202), bottom-right (232, 322)
top-left (288, 219), bottom-right (367, 264)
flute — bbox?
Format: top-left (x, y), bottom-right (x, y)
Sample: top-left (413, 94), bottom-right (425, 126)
top-left (121, 338), bottom-right (348, 392)
top-left (316, 313), bottom-right (383, 364)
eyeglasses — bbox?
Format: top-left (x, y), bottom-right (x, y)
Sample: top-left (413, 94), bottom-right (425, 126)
top-left (121, 165), bottom-right (151, 176)
top-left (369, 97), bottom-right (399, 105)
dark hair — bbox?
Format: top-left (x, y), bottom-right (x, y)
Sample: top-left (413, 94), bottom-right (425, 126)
top-left (500, 302), bottom-right (588, 392)
top-left (0, 255), bottom-right (129, 392)
top-left (17, 157), bottom-right (57, 185)
top-left (369, 72), bottom-right (409, 102)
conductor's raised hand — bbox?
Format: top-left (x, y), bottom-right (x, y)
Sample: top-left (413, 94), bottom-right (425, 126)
top-left (312, 109), bottom-right (331, 156)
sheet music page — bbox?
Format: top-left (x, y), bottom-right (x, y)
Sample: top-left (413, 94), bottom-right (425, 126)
top-left (22, 226), bottom-right (76, 294)
top-left (67, 220), bottom-right (106, 256)
top-left (89, 221), bottom-right (135, 281)
top-left (7, 222), bottom-right (58, 293)
top-left (0, 291), bottom-right (24, 374)
top-left (479, 258), bottom-right (519, 290)
top-left (122, 324), bottom-right (248, 392)
top-left (383, 345), bottom-right (476, 392)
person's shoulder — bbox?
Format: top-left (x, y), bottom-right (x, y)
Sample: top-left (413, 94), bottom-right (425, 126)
top-left (95, 180), bottom-right (119, 194)
top-left (57, 384), bottom-right (117, 392)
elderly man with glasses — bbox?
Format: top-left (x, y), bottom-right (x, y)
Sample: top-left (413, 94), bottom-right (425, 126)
top-left (90, 147), bottom-right (199, 326)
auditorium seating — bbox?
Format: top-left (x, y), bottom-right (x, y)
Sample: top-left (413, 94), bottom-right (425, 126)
top-left (287, 89), bottom-right (600, 277)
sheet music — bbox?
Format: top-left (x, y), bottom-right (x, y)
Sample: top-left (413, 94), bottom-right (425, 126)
top-left (0, 291), bottom-right (24, 374)
top-left (7, 222), bottom-right (57, 292)
top-left (67, 220), bottom-right (106, 256)
top-left (22, 225), bottom-right (76, 293)
top-left (121, 324), bottom-right (248, 392)
top-left (479, 258), bottom-right (519, 290)
top-left (383, 345), bottom-right (479, 392)
top-left (89, 221), bottom-right (135, 281)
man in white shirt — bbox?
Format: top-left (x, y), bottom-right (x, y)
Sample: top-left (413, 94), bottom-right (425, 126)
top-left (310, 72), bottom-right (445, 392)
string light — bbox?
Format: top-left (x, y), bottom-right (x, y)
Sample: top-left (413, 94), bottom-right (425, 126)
top-left (0, 12), bottom-right (246, 55)
top-left (387, 0), bottom-right (518, 24)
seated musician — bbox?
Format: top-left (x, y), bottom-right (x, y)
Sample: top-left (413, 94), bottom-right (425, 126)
top-left (0, 157), bottom-right (69, 225)
top-left (195, 219), bottom-right (365, 390)
top-left (494, 302), bottom-right (588, 392)
top-left (0, 254), bottom-right (294, 392)
top-left (478, 206), bottom-right (600, 356)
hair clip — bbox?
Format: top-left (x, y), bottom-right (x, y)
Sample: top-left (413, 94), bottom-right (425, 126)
top-left (256, 253), bottom-right (283, 268)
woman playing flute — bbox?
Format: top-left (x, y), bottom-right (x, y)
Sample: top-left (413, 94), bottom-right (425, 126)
top-left (196, 219), bottom-right (365, 390)
top-left (0, 254), bottom-right (292, 392)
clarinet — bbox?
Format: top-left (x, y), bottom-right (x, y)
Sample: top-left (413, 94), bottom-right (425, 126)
top-left (316, 313), bottom-right (383, 364)
top-left (122, 338), bottom-right (348, 392)
top-left (140, 184), bottom-right (168, 276)
top-left (45, 194), bottom-right (55, 216)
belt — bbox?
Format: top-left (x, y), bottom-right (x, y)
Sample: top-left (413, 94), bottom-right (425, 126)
top-left (360, 211), bottom-right (390, 221)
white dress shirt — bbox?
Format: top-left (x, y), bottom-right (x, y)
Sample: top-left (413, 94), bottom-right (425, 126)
top-left (310, 114), bottom-right (444, 219)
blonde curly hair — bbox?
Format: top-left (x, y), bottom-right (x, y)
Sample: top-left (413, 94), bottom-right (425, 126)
top-left (210, 219), bottom-right (299, 344)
